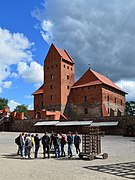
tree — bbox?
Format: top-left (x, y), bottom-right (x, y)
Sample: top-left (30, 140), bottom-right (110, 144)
top-left (14, 104), bottom-right (28, 117)
top-left (0, 98), bottom-right (8, 110)
top-left (126, 101), bottom-right (135, 116)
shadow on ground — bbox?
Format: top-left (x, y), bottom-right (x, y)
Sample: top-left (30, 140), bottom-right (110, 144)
top-left (1, 153), bottom-right (34, 160)
top-left (84, 161), bottom-right (135, 179)
top-left (1, 153), bottom-right (82, 161)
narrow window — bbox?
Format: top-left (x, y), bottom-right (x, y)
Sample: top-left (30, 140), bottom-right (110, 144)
top-left (115, 98), bottom-right (116, 103)
top-left (67, 66), bottom-right (69, 69)
top-left (84, 96), bottom-right (87, 101)
top-left (121, 100), bottom-right (122, 105)
top-left (50, 85), bottom-right (53, 89)
top-left (67, 85), bottom-right (69, 89)
top-left (50, 95), bottom-right (53, 100)
top-left (71, 67), bottom-right (72, 71)
top-left (84, 108), bottom-right (88, 114)
top-left (107, 96), bottom-right (109, 101)
top-left (51, 74), bottom-right (53, 79)
top-left (64, 65), bottom-right (65, 68)
top-left (67, 75), bottom-right (69, 80)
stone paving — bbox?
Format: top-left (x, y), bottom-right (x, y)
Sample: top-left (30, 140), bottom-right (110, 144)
top-left (0, 132), bottom-right (135, 180)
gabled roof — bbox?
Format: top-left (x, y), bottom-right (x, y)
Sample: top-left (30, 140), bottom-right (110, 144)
top-left (32, 84), bottom-right (43, 95)
top-left (72, 69), bottom-right (126, 93)
top-left (52, 43), bottom-right (74, 64)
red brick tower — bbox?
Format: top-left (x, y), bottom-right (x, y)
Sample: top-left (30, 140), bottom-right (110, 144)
top-left (43, 44), bottom-right (75, 113)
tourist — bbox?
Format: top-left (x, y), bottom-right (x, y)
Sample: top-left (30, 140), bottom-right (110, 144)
top-left (15, 134), bottom-right (21, 155)
top-left (25, 134), bottom-right (32, 159)
top-left (31, 134), bottom-right (35, 154)
top-left (50, 131), bottom-right (55, 149)
top-left (42, 132), bottom-right (50, 159)
top-left (20, 132), bottom-right (25, 158)
top-left (60, 133), bottom-right (66, 157)
top-left (34, 134), bottom-right (41, 158)
top-left (74, 132), bottom-right (81, 154)
top-left (24, 133), bottom-right (28, 158)
top-left (53, 133), bottom-right (60, 158)
top-left (67, 131), bottom-right (73, 158)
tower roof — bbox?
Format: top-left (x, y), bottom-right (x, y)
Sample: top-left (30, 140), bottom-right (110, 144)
top-left (72, 69), bottom-right (126, 94)
top-left (52, 43), bottom-right (74, 64)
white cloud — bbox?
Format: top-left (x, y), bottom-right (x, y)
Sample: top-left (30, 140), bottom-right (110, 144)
top-left (0, 28), bottom-right (33, 65)
top-left (25, 95), bottom-right (33, 99)
top-left (0, 27), bottom-right (43, 91)
top-left (17, 61), bottom-right (43, 85)
top-left (10, 72), bottom-right (18, 78)
top-left (28, 103), bottom-right (34, 110)
top-left (40, 20), bottom-right (54, 44)
top-left (2, 81), bottom-right (12, 88)
top-left (33, 0), bottom-right (135, 101)
top-left (0, 87), bottom-right (2, 93)
top-left (8, 100), bottom-right (21, 112)
top-left (116, 80), bottom-right (135, 101)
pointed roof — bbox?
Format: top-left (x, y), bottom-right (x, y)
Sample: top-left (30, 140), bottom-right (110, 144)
top-left (32, 84), bottom-right (43, 95)
top-left (52, 43), bottom-right (74, 64)
top-left (72, 69), bottom-right (126, 93)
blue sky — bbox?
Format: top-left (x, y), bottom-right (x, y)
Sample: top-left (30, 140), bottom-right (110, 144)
top-left (1, 0), bottom-right (135, 111)
top-left (0, 0), bottom-right (49, 111)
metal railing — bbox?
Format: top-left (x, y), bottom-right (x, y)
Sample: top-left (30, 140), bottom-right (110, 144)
top-left (0, 116), bottom-right (11, 126)
top-left (0, 117), bottom-right (5, 126)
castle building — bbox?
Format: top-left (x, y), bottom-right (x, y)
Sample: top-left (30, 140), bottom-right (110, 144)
top-left (28, 44), bottom-right (126, 120)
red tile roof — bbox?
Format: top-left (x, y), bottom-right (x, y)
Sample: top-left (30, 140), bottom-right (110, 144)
top-left (53, 44), bottom-right (74, 64)
top-left (72, 69), bottom-right (126, 93)
top-left (32, 84), bottom-right (43, 95)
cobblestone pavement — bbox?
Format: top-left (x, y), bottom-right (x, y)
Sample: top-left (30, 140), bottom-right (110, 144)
top-left (0, 132), bottom-right (135, 180)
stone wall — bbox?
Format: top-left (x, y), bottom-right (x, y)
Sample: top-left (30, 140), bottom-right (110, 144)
top-left (3, 116), bottom-right (135, 136)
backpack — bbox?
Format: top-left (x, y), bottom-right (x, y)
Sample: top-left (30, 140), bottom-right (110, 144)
top-left (15, 136), bottom-right (20, 146)
top-left (42, 135), bottom-right (50, 145)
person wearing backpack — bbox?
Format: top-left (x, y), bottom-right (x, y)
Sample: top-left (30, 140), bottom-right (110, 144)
top-left (15, 134), bottom-right (21, 155)
top-left (42, 132), bottom-right (50, 159)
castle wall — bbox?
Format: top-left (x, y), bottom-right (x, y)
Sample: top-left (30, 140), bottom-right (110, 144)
top-left (7, 116), bottom-right (135, 137)
top-left (102, 86), bottom-right (126, 116)
top-left (65, 85), bottom-right (102, 119)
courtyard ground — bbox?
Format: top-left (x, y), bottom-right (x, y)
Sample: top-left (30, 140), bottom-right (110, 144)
top-left (0, 132), bottom-right (135, 180)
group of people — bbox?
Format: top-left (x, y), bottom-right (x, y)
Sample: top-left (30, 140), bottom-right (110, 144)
top-left (15, 131), bottom-right (81, 159)
top-left (15, 132), bottom-right (41, 159)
